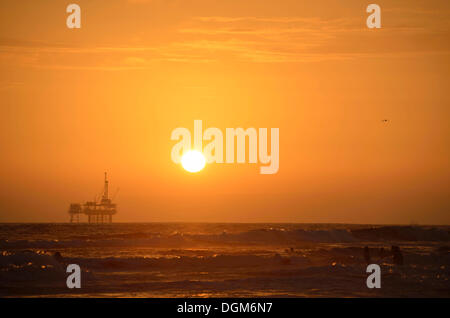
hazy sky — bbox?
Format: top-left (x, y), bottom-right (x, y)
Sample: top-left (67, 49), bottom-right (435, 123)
top-left (0, 0), bottom-right (449, 223)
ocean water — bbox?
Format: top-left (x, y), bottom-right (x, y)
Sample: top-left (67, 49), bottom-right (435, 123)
top-left (0, 223), bottom-right (449, 297)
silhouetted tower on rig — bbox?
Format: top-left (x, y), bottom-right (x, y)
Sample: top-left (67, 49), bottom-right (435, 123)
top-left (102, 172), bottom-right (109, 201)
top-left (68, 172), bottom-right (118, 224)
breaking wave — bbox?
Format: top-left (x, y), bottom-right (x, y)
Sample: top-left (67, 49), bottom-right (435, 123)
top-left (0, 226), bottom-right (447, 250)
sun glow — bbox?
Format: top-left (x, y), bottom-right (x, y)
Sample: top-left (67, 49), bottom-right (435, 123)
top-left (181, 150), bottom-right (206, 173)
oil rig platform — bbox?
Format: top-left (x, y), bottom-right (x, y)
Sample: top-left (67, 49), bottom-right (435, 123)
top-left (68, 173), bottom-right (117, 224)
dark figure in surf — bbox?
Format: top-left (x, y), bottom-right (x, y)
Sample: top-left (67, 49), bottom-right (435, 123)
top-left (379, 247), bottom-right (385, 259)
top-left (53, 251), bottom-right (64, 263)
top-left (379, 247), bottom-right (391, 260)
top-left (391, 245), bottom-right (404, 265)
top-left (364, 246), bottom-right (371, 264)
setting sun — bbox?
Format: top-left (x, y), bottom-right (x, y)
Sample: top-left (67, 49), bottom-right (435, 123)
top-left (181, 150), bottom-right (206, 173)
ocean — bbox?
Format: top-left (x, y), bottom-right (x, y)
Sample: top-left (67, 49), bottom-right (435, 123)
top-left (0, 223), bottom-right (449, 297)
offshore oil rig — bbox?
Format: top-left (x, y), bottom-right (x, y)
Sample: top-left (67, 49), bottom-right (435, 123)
top-left (68, 173), bottom-right (118, 223)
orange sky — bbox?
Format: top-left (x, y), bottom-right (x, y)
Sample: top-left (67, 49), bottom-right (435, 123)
top-left (0, 0), bottom-right (449, 223)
